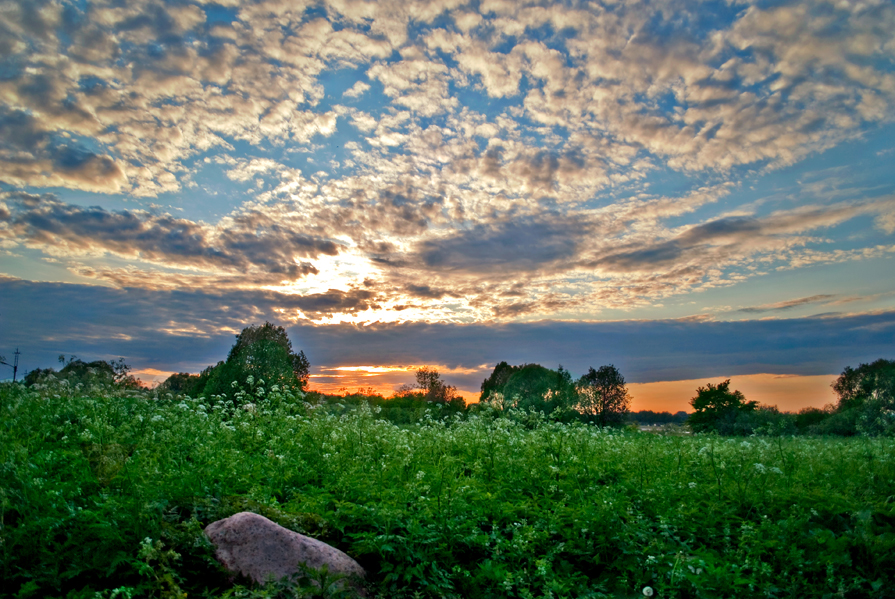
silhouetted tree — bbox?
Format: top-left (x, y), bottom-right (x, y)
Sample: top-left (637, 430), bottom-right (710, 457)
top-left (404, 366), bottom-right (465, 410)
top-left (24, 357), bottom-right (140, 389)
top-left (829, 359), bottom-right (895, 435)
top-left (159, 372), bottom-right (208, 397)
top-left (832, 359), bottom-right (895, 411)
top-left (688, 379), bottom-right (757, 433)
top-left (480, 361), bottom-right (521, 403)
top-left (24, 368), bottom-right (55, 386)
top-left (576, 365), bottom-right (631, 427)
top-left (794, 406), bottom-right (831, 433)
top-left (415, 366), bottom-right (442, 395)
top-left (630, 410), bottom-right (689, 426)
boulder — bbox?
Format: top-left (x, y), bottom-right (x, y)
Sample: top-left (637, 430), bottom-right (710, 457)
top-left (205, 512), bottom-right (365, 594)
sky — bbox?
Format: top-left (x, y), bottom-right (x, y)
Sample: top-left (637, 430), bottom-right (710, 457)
top-left (1, 0), bottom-right (894, 411)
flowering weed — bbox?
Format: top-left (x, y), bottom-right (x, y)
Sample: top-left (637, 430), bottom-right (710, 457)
top-left (2, 382), bottom-right (894, 598)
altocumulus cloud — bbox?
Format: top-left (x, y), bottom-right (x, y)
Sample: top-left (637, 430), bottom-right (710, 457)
top-left (0, 0), bottom-right (894, 364)
top-left (0, 192), bottom-right (338, 284)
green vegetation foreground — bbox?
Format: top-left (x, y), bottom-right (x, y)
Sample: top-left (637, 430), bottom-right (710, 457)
top-left (2, 381), bottom-right (895, 599)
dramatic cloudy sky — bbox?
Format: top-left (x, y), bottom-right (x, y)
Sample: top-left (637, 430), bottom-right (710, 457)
top-left (1, 0), bottom-right (894, 409)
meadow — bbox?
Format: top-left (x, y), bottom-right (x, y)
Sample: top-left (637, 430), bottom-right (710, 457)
top-left (2, 380), bottom-right (894, 599)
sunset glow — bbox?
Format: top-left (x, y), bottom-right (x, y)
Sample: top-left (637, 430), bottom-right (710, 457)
top-left (308, 365), bottom-right (843, 414)
top-left (628, 374), bottom-right (841, 414)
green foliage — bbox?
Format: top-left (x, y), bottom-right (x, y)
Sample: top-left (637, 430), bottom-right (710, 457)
top-left (198, 322), bottom-right (310, 401)
top-left (157, 372), bottom-right (206, 398)
top-left (725, 404), bottom-right (797, 436)
top-left (24, 358), bottom-right (140, 389)
top-left (688, 380), bottom-right (758, 434)
top-left (502, 364), bottom-right (557, 411)
top-left (481, 363), bottom-right (632, 426)
top-left (221, 562), bottom-right (359, 599)
top-left (794, 406), bottom-right (831, 433)
top-left (833, 359), bottom-right (895, 411)
top-left (324, 391), bottom-right (457, 425)
top-left (483, 363), bottom-right (576, 418)
top-left (576, 365), bottom-right (631, 427)
top-left (4, 379), bottom-right (895, 599)
top-left (630, 411), bottom-right (689, 426)
top-left (479, 362), bottom-right (520, 403)
top-left (828, 359), bottom-right (895, 436)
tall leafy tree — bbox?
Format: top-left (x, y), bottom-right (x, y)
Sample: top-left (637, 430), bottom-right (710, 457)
top-left (829, 359), bottom-right (895, 435)
top-left (688, 379), bottom-right (757, 433)
top-left (576, 365), bottom-right (631, 427)
top-left (203, 322), bottom-right (309, 400)
top-left (500, 364), bottom-right (576, 416)
top-left (832, 359), bottom-right (895, 410)
top-left (479, 361), bottom-right (521, 403)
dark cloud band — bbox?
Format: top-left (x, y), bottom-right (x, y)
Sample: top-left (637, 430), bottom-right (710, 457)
top-left (2, 279), bottom-right (892, 388)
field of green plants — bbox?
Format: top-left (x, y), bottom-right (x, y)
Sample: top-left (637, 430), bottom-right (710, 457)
top-left (3, 380), bottom-right (895, 599)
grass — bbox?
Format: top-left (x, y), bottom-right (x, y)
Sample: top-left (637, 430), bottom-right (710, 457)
top-left (2, 380), bottom-right (895, 598)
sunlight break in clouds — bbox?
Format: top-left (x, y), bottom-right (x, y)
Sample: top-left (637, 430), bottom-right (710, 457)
top-left (1, 0), bottom-right (894, 394)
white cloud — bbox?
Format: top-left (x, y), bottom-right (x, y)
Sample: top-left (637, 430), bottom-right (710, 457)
top-left (343, 80), bottom-right (371, 98)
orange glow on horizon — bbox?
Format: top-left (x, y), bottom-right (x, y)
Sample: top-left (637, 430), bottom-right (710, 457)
top-left (132, 368), bottom-right (175, 387)
top-left (628, 373), bottom-right (839, 413)
top-left (308, 363), bottom-right (484, 400)
top-left (137, 362), bottom-right (841, 414)
top-left (308, 379), bottom-right (480, 402)
top-left (311, 370), bottom-right (840, 413)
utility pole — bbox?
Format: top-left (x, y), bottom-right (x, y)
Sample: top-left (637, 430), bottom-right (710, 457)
top-left (0, 348), bottom-right (19, 382)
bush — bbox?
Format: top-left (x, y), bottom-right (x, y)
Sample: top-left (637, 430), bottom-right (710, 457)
top-left (794, 406), bottom-right (831, 433)
top-left (722, 405), bottom-right (796, 436)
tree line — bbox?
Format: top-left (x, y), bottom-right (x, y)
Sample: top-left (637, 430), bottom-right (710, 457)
top-left (477, 361), bottom-right (633, 425)
top-left (18, 321), bottom-right (895, 435)
top-left (689, 359), bottom-right (895, 436)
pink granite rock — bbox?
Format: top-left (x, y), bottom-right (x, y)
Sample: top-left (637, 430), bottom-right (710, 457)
top-left (205, 512), bottom-right (365, 593)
